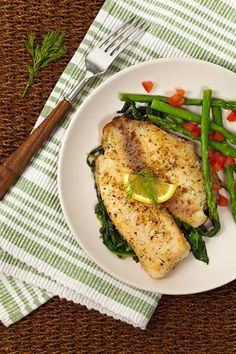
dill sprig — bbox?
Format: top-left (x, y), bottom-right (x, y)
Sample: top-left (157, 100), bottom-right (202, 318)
top-left (125, 169), bottom-right (159, 206)
top-left (22, 30), bottom-right (67, 97)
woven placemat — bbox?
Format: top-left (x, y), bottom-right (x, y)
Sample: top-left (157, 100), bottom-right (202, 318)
top-left (0, 1), bottom-right (235, 353)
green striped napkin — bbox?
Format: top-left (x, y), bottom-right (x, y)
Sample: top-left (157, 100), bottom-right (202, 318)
top-left (0, 0), bottom-right (235, 328)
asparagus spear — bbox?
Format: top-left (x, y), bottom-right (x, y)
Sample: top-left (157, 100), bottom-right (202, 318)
top-left (167, 114), bottom-right (185, 124)
top-left (226, 165), bottom-right (236, 222)
top-left (151, 100), bottom-right (236, 145)
top-left (212, 106), bottom-right (223, 126)
top-left (119, 93), bottom-right (236, 110)
top-left (147, 114), bottom-right (236, 158)
top-left (212, 102), bottom-right (236, 223)
top-left (200, 89), bottom-right (220, 237)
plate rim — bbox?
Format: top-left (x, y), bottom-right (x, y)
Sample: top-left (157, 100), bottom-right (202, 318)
top-left (58, 57), bottom-right (236, 294)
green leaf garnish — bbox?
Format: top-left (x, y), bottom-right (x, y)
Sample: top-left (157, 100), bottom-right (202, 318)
top-left (22, 31), bottom-right (67, 97)
top-left (125, 169), bottom-right (159, 206)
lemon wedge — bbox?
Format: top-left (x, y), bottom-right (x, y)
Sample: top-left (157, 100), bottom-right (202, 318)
top-left (123, 172), bottom-right (177, 205)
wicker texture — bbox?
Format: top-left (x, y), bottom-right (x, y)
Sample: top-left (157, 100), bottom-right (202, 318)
top-left (0, 1), bottom-right (235, 353)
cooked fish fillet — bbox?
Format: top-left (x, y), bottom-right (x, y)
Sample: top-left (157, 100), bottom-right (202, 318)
top-left (102, 116), bottom-right (207, 228)
top-left (95, 117), bottom-right (190, 279)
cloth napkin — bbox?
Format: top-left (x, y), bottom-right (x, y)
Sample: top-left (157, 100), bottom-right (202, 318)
top-left (0, 0), bottom-right (235, 329)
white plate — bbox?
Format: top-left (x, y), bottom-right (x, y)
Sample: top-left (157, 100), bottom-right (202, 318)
top-left (58, 58), bottom-right (236, 294)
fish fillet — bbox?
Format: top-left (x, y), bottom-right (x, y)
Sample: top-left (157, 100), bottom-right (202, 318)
top-left (95, 117), bottom-right (191, 278)
top-left (102, 116), bottom-right (207, 227)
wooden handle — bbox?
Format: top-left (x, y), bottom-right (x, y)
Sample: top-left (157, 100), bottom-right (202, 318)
top-left (0, 98), bottom-right (71, 199)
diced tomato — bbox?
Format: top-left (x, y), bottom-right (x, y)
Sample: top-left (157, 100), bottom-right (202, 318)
top-left (208, 131), bottom-right (214, 139)
top-left (141, 81), bottom-right (154, 93)
top-left (211, 131), bottom-right (225, 142)
top-left (227, 110), bottom-right (236, 122)
top-left (225, 156), bottom-right (235, 166)
top-left (168, 87), bottom-right (185, 107)
top-left (191, 127), bottom-right (201, 137)
top-left (212, 161), bottom-right (224, 172)
top-left (182, 122), bottom-right (201, 137)
top-left (168, 94), bottom-right (184, 107)
top-left (175, 88), bottom-right (185, 96)
top-left (209, 150), bottom-right (226, 171)
top-left (209, 131), bottom-right (225, 142)
top-left (182, 122), bottom-right (199, 132)
top-left (213, 151), bottom-right (226, 165)
top-left (212, 182), bottom-right (221, 192)
top-left (208, 149), bottom-right (217, 161)
top-left (217, 194), bottom-right (229, 207)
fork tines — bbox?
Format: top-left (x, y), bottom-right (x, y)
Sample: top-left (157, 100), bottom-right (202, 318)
top-left (100, 16), bottom-right (150, 55)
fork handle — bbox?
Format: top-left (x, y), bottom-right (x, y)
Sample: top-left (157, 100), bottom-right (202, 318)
top-left (0, 98), bottom-right (71, 200)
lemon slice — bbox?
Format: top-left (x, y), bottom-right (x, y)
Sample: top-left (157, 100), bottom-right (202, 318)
top-left (123, 172), bottom-right (177, 205)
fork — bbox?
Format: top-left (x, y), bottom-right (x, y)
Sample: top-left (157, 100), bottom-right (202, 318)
top-left (0, 17), bottom-right (149, 199)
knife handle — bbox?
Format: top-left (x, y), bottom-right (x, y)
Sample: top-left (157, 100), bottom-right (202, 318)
top-left (0, 98), bottom-right (71, 200)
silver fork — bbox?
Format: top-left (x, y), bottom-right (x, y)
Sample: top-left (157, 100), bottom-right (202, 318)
top-left (0, 17), bottom-right (149, 199)
top-left (67, 17), bottom-right (148, 102)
